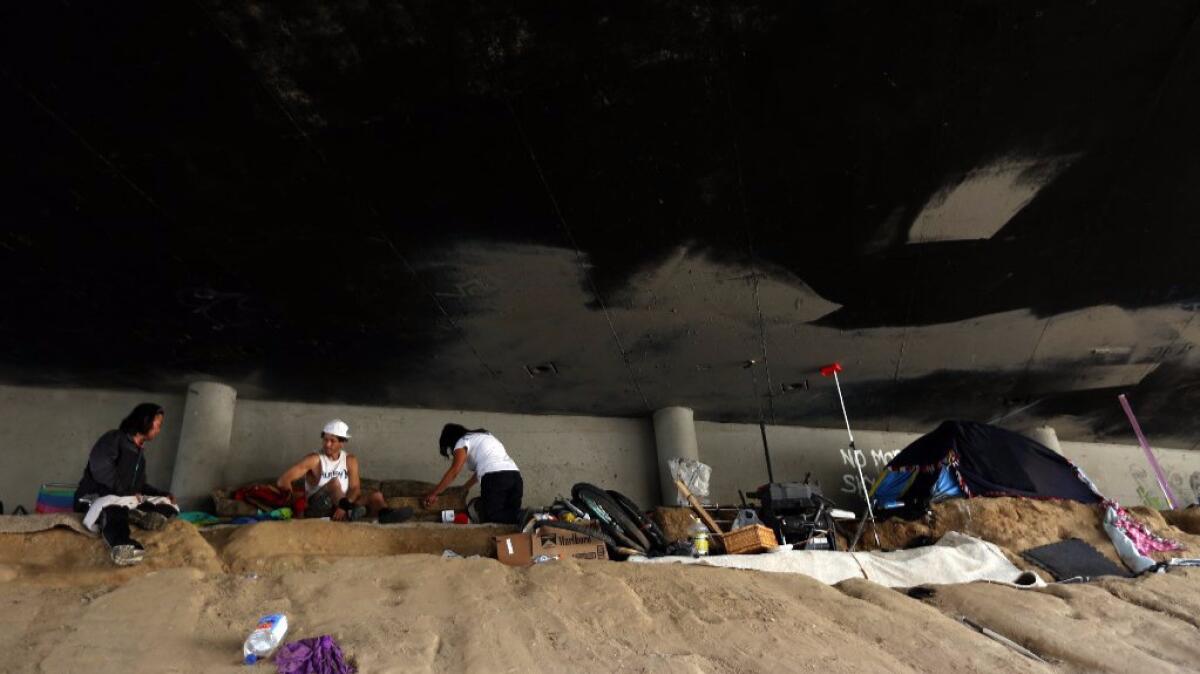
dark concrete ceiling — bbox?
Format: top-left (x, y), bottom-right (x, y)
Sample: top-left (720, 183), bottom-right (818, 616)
top-left (3, 0), bottom-right (1200, 446)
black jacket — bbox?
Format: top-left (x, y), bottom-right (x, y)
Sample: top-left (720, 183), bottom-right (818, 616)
top-left (75, 429), bottom-right (168, 501)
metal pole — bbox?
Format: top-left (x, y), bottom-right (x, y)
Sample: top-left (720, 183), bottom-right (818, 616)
top-left (746, 359), bottom-right (775, 484)
top-left (759, 420), bottom-right (775, 484)
top-left (832, 370), bottom-right (880, 547)
top-left (832, 371), bottom-right (854, 445)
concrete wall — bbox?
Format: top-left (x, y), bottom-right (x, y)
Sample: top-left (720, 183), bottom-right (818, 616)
top-left (227, 400), bottom-right (661, 508)
top-left (695, 422), bottom-right (921, 507)
top-left (2, 384), bottom-right (658, 512)
top-left (5, 379), bottom-right (1200, 515)
top-left (1061, 441), bottom-right (1200, 509)
top-left (694, 421), bottom-right (1200, 511)
top-left (2, 384), bottom-right (185, 511)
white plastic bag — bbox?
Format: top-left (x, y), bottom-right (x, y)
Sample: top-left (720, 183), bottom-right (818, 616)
top-left (668, 458), bottom-right (712, 507)
top-left (730, 508), bottom-right (764, 530)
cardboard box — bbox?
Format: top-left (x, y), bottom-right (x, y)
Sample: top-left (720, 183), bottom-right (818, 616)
top-left (495, 533), bottom-right (534, 566)
top-left (494, 525), bottom-right (609, 566)
top-left (532, 525), bottom-right (609, 562)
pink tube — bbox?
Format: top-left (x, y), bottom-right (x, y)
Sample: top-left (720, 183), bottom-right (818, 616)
top-left (1118, 393), bottom-right (1178, 509)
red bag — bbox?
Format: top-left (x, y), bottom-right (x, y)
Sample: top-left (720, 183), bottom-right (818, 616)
top-left (232, 484), bottom-right (292, 511)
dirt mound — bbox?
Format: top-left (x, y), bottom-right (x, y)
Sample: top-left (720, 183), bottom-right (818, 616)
top-left (1162, 507), bottom-right (1200, 534)
top-left (218, 520), bottom-right (513, 573)
top-left (3, 554), bottom-right (1200, 673)
top-left (2, 500), bottom-right (1200, 672)
top-left (0, 519), bottom-right (223, 585)
top-left (654, 506), bottom-right (697, 543)
top-left (0, 519), bottom-right (515, 582)
top-left (923, 567), bottom-right (1200, 673)
top-left (863, 497), bottom-right (1200, 566)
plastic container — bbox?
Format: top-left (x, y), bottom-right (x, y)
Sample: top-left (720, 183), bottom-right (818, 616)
top-left (689, 518), bottom-right (710, 557)
top-left (243, 613), bottom-right (288, 665)
top-left (730, 508), bottom-right (764, 530)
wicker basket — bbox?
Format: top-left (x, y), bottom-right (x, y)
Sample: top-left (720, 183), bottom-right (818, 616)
top-left (719, 524), bottom-right (778, 554)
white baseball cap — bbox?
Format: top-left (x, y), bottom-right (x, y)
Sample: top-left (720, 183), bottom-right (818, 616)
top-left (322, 419), bottom-right (351, 439)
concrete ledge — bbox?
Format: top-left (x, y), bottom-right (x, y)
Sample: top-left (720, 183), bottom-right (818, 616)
top-left (213, 520), bottom-right (517, 572)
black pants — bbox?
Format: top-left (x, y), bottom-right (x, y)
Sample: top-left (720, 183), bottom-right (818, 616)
top-left (480, 471), bottom-right (523, 524)
top-left (75, 499), bottom-right (177, 549)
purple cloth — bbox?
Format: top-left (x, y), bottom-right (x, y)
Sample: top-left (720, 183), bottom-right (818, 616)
top-left (274, 635), bottom-right (355, 674)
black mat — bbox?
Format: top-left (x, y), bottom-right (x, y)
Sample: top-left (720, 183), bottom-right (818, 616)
top-left (1021, 538), bottom-right (1133, 580)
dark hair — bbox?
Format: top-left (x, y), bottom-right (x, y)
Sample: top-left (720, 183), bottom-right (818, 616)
top-left (439, 423), bottom-right (488, 457)
top-left (119, 403), bottom-right (165, 436)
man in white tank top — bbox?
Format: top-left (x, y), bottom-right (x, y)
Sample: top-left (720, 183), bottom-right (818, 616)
top-left (276, 419), bottom-right (408, 522)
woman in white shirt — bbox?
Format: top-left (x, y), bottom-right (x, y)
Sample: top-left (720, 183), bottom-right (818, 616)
top-left (424, 423), bottom-right (523, 524)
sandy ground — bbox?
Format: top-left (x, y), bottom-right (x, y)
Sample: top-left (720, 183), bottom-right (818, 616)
top-left (0, 500), bottom-right (1199, 673)
top-left (860, 498), bottom-right (1200, 568)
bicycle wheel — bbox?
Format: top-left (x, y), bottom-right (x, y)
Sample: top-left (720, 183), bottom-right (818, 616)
top-left (606, 489), bottom-right (668, 552)
top-left (571, 483), bottom-right (650, 552)
top-left (553, 496), bottom-right (589, 520)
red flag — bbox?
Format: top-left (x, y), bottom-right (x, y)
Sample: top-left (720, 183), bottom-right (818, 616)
top-left (819, 362), bottom-right (843, 377)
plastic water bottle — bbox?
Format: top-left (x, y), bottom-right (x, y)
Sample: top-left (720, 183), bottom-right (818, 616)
top-left (689, 518), bottom-right (710, 558)
top-left (243, 613), bottom-right (288, 665)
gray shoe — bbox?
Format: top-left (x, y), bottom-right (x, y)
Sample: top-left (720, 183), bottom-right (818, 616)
top-left (128, 508), bottom-right (168, 531)
top-left (110, 544), bottom-right (145, 566)
top-left (348, 506), bottom-right (367, 522)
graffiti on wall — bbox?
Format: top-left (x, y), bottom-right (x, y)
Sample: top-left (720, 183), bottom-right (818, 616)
top-left (1129, 466), bottom-right (1200, 509)
top-left (838, 447), bottom-right (901, 497)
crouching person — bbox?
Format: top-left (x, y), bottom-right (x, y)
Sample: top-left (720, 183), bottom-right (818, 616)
top-left (74, 403), bottom-right (179, 566)
top-left (276, 419), bottom-right (410, 523)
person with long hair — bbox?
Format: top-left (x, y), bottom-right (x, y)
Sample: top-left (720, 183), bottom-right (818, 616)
top-left (424, 423), bottom-right (523, 524)
top-left (74, 402), bottom-right (178, 566)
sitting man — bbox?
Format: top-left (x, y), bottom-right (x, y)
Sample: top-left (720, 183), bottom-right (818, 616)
top-left (276, 419), bottom-right (409, 523)
top-left (74, 403), bottom-right (179, 566)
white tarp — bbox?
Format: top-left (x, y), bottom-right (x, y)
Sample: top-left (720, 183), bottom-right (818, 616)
top-left (631, 531), bottom-right (1044, 587)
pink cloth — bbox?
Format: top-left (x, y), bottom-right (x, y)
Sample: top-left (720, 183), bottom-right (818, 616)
top-left (1104, 500), bottom-right (1182, 555)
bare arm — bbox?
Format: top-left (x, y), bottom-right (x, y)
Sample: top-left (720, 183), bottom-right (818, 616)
top-left (423, 448), bottom-right (467, 507)
top-left (463, 473), bottom-right (478, 491)
top-left (346, 455), bottom-right (362, 503)
top-left (276, 455), bottom-right (318, 497)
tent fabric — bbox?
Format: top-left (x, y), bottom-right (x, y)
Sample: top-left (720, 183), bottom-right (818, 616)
top-left (632, 532), bottom-right (1045, 588)
top-left (871, 420), bottom-right (1103, 511)
top-left (930, 466), bottom-right (964, 502)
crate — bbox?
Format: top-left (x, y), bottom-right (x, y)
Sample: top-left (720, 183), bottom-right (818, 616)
top-left (719, 524), bottom-right (778, 554)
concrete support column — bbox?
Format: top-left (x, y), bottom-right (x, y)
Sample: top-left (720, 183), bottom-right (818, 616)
top-left (653, 406), bottom-right (700, 506)
top-left (1027, 425), bottom-right (1063, 454)
top-left (169, 381), bottom-right (237, 510)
